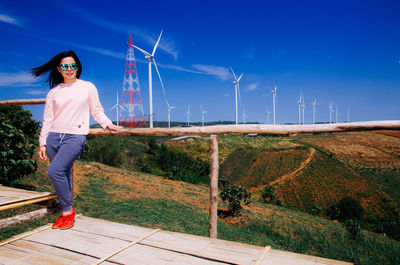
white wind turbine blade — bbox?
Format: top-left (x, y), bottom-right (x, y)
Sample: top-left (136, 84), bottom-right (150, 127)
top-left (200, 105), bottom-right (204, 112)
top-left (230, 66), bottom-right (237, 80)
top-left (152, 29), bottom-right (163, 56)
top-left (237, 73), bottom-right (243, 82)
top-left (152, 58), bottom-right (169, 107)
top-left (133, 45), bottom-right (151, 57)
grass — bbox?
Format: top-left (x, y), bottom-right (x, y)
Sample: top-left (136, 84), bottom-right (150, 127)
top-left (2, 169), bottom-right (400, 265)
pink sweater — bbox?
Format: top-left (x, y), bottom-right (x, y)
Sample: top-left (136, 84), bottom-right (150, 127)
top-left (39, 79), bottom-right (112, 146)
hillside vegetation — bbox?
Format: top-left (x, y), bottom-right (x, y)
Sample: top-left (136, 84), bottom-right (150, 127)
top-left (2, 130), bottom-right (400, 265)
top-left (2, 155), bottom-right (400, 265)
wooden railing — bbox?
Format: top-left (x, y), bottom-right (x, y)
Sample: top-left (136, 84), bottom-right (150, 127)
top-left (2, 98), bottom-right (400, 238)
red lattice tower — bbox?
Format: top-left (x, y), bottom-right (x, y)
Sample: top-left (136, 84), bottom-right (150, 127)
top-left (120, 35), bottom-right (146, 128)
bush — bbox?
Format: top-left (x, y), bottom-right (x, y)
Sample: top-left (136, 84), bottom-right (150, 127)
top-left (327, 197), bottom-right (364, 222)
top-left (80, 136), bottom-right (123, 167)
top-left (220, 185), bottom-right (250, 216)
top-left (344, 218), bottom-right (362, 239)
top-left (327, 197), bottom-right (365, 238)
top-left (156, 144), bottom-right (209, 184)
top-left (261, 185), bottom-right (282, 206)
top-left (0, 118), bottom-right (37, 185)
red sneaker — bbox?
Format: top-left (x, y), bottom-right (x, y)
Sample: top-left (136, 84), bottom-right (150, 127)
top-left (59, 210), bottom-right (76, 230)
top-left (52, 215), bottom-right (64, 229)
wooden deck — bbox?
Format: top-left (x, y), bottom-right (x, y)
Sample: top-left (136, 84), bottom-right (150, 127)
top-left (0, 215), bottom-right (352, 265)
top-left (0, 185), bottom-right (56, 211)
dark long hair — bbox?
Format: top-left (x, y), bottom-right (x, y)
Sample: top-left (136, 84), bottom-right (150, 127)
top-left (31, 50), bottom-right (82, 89)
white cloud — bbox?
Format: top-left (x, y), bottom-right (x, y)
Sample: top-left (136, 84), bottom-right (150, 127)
top-left (223, 93), bottom-right (230, 97)
top-left (246, 83), bottom-right (260, 91)
top-left (25, 89), bottom-right (47, 95)
top-left (61, 4), bottom-right (179, 60)
top-left (191, 64), bottom-right (231, 80)
top-left (0, 14), bottom-right (22, 26)
top-left (0, 72), bottom-right (38, 87)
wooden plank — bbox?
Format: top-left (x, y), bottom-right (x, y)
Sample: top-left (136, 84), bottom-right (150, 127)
top-left (141, 230), bottom-right (261, 265)
top-left (0, 195), bottom-right (58, 211)
top-left (109, 244), bottom-right (228, 265)
top-left (23, 228), bottom-right (130, 259)
top-left (260, 249), bottom-right (353, 265)
top-left (0, 204), bottom-right (60, 229)
top-left (0, 240), bottom-right (113, 265)
top-left (72, 215), bottom-right (157, 241)
top-left (253, 246), bottom-right (271, 265)
top-left (93, 228), bottom-right (161, 264)
top-left (0, 185), bottom-right (55, 208)
top-left (0, 224), bottom-right (52, 247)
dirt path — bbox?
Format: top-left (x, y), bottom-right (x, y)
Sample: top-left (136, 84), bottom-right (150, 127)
top-left (269, 147), bottom-right (316, 185)
top-left (251, 147), bottom-right (316, 192)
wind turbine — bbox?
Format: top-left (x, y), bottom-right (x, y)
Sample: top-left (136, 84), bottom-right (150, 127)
top-left (185, 106), bottom-right (192, 126)
top-left (265, 107), bottom-right (271, 124)
top-left (271, 83), bottom-right (277, 125)
top-left (167, 105), bottom-right (176, 128)
top-left (336, 105), bottom-right (338, 123)
top-left (301, 94), bottom-right (306, 125)
top-left (297, 92), bottom-right (302, 125)
top-left (329, 101), bottom-right (334, 124)
top-left (347, 107), bottom-right (350, 123)
top-left (110, 91), bottom-right (126, 126)
top-left (242, 108), bottom-right (248, 124)
top-left (133, 30), bottom-right (164, 128)
top-left (200, 105), bottom-right (207, 127)
top-left (312, 98), bottom-right (317, 124)
top-left (230, 67), bottom-right (243, 125)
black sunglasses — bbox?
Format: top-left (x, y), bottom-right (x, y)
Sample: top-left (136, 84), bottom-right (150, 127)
top-left (59, 63), bottom-right (78, 71)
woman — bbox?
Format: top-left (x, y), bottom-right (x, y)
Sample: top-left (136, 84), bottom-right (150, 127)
top-left (31, 50), bottom-right (121, 230)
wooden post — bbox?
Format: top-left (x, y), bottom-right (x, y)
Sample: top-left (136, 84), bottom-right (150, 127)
top-left (209, 134), bottom-right (219, 238)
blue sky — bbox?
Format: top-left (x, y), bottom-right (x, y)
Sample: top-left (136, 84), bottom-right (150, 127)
top-left (0, 0), bottom-right (399, 125)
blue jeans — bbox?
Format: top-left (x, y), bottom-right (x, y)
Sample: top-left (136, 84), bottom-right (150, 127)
top-left (46, 132), bottom-right (86, 212)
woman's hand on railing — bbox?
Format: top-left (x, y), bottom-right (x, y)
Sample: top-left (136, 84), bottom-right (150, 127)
top-left (106, 123), bottom-right (123, 131)
top-left (39, 146), bottom-right (47, 160)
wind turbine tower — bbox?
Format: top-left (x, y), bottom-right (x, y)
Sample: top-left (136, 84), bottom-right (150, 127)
top-left (120, 35), bottom-right (146, 128)
top-left (329, 101), bottom-right (334, 124)
top-left (111, 91), bottom-right (126, 126)
top-left (186, 106), bottom-right (192, 126)
top-left (200, 105), bottom-right (207, 127)
top-left (133, 30), bottom-right (164, 128)
top-left (230, 67), bottom-right (243, 125)
top-left (312, 98), bottom-right (317, 124)
top-left (336, 105), bottom-right (338, 123)
top-left (347, 107), bottom-right (350, 123)
top-left (242, 108), bottom-right (248, 124)
top-left (167, 105), bottom-right (176, 128)
top-left (266, 108), bottom-right (271, 124)
top-left (301, 94), bottom-right (306, 125)
top-left (271, 84), bottom-right (277, 125)
top-left (297, 92), bottom-right (302, 125)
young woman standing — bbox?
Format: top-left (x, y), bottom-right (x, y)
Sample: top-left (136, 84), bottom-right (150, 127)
top-left (31, 50), bottom-right (121, 229)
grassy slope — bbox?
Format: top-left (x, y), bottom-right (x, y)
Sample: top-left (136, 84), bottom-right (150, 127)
top-left (2, 156), bottom-right (400, 265)
top-left (166, 133), bottom-right (400, 219)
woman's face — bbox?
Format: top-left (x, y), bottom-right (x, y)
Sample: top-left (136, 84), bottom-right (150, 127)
top-left (57, 56), bottom-right (78, 83)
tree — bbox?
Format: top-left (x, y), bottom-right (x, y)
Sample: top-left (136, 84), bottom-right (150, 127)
top-left (327, 197), bottom-right (364, 222)
top-left (0, 106), bottom-right (39, 185)
top-left (0, 105), bottom-right (40, 143)
top-left (261, 185), bottom-right (282, 206)
top-left (0, 118), bottom-right (37, 185)
top-left (220, 185), bottom-right (250, 216)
